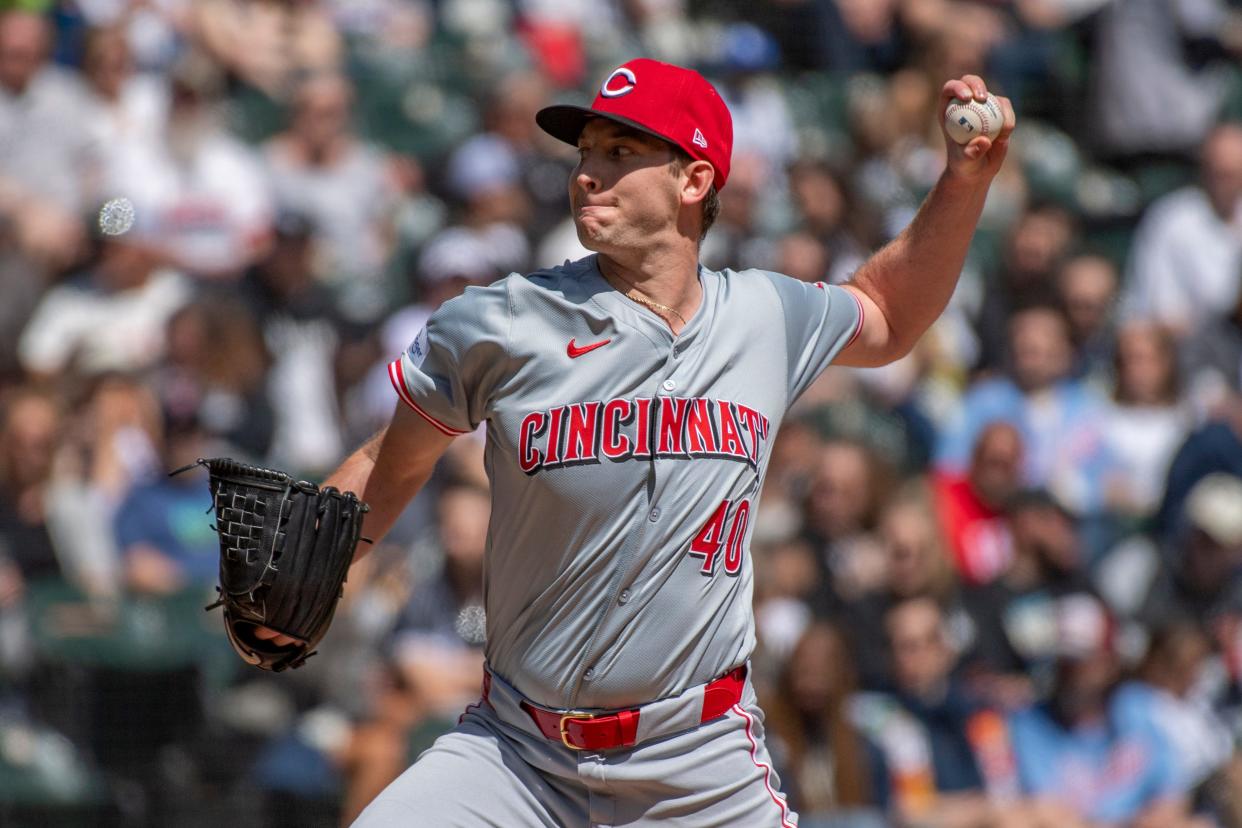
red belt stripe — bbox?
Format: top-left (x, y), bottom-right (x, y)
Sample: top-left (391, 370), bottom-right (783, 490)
top-left (484, 665), bottom-right (747, 751)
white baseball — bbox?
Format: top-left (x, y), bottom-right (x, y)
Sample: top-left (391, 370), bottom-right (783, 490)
top-left (944, 94), bottom-right (1003, 145)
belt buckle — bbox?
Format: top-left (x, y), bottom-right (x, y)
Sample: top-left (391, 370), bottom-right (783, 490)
top-left (558, 712), bottom-right (596, 750)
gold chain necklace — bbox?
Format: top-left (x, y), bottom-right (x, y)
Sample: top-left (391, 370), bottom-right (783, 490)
top-left (601, 263), bottom-right (689, 326)
top-left (623, 290), bottom-right (688, 326)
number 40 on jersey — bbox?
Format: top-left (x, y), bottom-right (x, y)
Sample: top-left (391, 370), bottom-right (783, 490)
top-left (688, 498), bottom-right (752, 578)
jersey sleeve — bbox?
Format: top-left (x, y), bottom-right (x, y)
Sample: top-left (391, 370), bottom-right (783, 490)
top-left (762, 272), bottom-right (864, 403)
top-left (388, 279), bottom-right (512, 435)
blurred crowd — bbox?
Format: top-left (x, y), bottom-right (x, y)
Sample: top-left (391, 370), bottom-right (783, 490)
top-left (3, 0), bottom-right (1242, 826)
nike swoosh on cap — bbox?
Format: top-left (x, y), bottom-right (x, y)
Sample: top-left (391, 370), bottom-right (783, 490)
top-left (567, 338), bottom-right (612, 358)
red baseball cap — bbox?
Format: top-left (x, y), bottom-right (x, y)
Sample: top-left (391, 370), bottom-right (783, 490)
top-left (536, 58), bottom-right (733, 190)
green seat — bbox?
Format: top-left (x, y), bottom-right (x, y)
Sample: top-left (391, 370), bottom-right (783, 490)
top-left (0, 721), bottom-right (106, 809)
top-left (25, 578), bottom-right (235, 685)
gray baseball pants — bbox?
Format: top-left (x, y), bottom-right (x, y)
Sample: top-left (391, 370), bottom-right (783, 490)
top-left (352, 666), bottom-right (798, 827)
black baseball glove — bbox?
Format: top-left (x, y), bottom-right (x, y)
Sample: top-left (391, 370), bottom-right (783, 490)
top-left (175, 458), bottom-right (369, 672)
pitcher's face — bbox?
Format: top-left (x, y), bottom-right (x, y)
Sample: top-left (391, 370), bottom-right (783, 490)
top-left (570, 119), bottom-right (681, 254)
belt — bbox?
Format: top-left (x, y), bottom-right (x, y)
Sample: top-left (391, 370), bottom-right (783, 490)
top-left (483, 665), bottom-right (747, 751)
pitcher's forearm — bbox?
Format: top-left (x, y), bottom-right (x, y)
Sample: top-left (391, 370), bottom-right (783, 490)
top-left (321, 429), bottom-right (388, 561)
top-left (354, 459), bottom-right (437, 557)
top-left (840, 77), bottom-right (1014, 368)
top-left (325, 426), bottom-right (433, 560)
top-left (323, 427), bottom-right (386, 496)
top-left (324, 406), bottom-right (458, 559)
top-left (850, 171), bottom-right (990, 357)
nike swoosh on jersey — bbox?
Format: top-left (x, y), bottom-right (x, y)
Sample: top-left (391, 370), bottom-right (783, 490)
top-left (567, 338), bottom-right (612, 358)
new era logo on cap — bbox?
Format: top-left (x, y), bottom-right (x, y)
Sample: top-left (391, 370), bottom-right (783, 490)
top-left (535, 58), bottom-right (734, 190)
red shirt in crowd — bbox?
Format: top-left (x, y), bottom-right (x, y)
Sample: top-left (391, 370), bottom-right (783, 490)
top-left (933, 471), bottom-right (1013, 585)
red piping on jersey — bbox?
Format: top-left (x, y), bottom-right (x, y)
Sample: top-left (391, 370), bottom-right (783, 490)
top-left (844, 289), bottom-right (865, 349)
top-left (731, 703), bottom-right (797, 828)
top-left (387, 358), bottom-right (467, 436)
top-left (459, 672), bottom-right (492, 724)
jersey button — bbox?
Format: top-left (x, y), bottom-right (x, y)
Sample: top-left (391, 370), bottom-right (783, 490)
top-left (583, 667), bottom-right (596, 681)
top-left (648, 507), bottom-right (661, 522)
top-left (661, 379), bottom-right (676, 393)
top-left (618, 589), bottom-right (631, 604)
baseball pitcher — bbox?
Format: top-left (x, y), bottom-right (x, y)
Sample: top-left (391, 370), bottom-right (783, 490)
top-left (249, 58), bottom-right (1014, 826)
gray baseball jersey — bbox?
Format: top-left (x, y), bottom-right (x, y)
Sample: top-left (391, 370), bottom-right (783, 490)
top-left (388, 254), bottom-right (862, 711)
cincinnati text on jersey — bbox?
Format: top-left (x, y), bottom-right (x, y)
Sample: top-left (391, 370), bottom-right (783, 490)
top-left (518, 397), bottom-right (771, 475)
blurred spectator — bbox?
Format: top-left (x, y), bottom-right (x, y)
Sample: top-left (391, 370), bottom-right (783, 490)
top-left (851, 596), bottom-right (998, 828)
top-left (42, 374), bottom-right (165, 597)
top-left (1089, 0), bottom-right (1242, 160)
top-left (190, 0), bottom-right (342, 101)
top-left (478, 70), bottom-right (569, 246)
top-left (1100, 321), bottom-right (1191, 520)
top-left (804, 438), bottom-right (894, 607)
top-left (787, 158), bottom-right (872, 286)
top-left (763, 621), bottom-right (879, 820)
top-left (60, 374), bottom-right (164, 503)
top-left (241, 212), bottom-right (346, 474)
top-left (938, 303), bottom-right (1112, 516)
top-left (263, 72), bottom-right (399, 320)
top-left (699, 154), bottom-right (767, 271)
top-left (513, 0), bottom-right (591, 88)
top-left (974, 205), bottom-right (1076, 375)
top-left (716, 26), bottom-right (798, 181)
top-left (114, 412), bottom-right (216, 595)
top-left (1206, 589), bottom-right (1242, 827)
top-left (1122, 123), bottom-right (1242, 335)
top-left (1159, 395), bottom-right (1242, 536)
top-left (797, 389), bottom-right (925, 473)
top-left (755, 0), bottom-right (904, 74)
top-left (155, 294), bottom-right (276, 463)
top-left (16, 230), bottom-right (191, 381)
top-left (907, 3), bottom-right (1010, 90)
top-left (70, 0), bottom-right (188, 72)
top-left (847, 70), bottom-right (938, 244)
top-left (0, 243), bottom-right (44, 383)
top-left (934, 421), bottom-right (1023, 586)
top-left (753, 537), bottom-right (821, 671)
top-left (837, 482), bottom-right (962, 690)
top-left (1055, 253), bottom-right (1119, 387)
top-left (961, 489), bottom-right (1093, 705)
top-left (1006, 593), bottom-right (1201, 827)
top-left (1182, 274), bottom-right (1242, 417)
top-left (1139, 473), bottom-right (1242, 629)
top-left (389, 482), bottom-right (488, 719)
top-left (755, 416), bottom-right (824, 545)
top-left (1116, 622), bottom-right (1234, 805)
top-left (404, 227), bottom-right (504, 321)
top-left (0, 9), bottom-right (93, 269)
top-left (846, 348), bottom-right (957, 476)
top-left (0, 386), bottom-right (65, 588)
top-left (776, 231), bottom-right (831, 284)
top-left (108, 50), bottom-right (273, 279)
top-left (442, 133), bottom-right (531, 273)
top-left (613, 0), bottom-right (697, 66)
top-left (79, 25), bottom-right (167, 166)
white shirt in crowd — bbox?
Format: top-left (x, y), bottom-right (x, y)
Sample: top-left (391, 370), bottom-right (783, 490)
top-left (1122, 186), bottom-right (1242, 333)
top-left (18, 267), bottom-right (191, 377)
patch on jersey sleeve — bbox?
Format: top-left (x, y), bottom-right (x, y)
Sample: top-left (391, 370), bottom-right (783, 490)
top-left (407, 327), bottom-right (430, 369)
